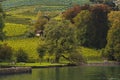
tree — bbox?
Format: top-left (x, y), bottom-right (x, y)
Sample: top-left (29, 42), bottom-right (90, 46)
top-left (62, 5), bottom-right (90, 23)
top-left (73, 10), bottom-right (93, 47)
top-left (38, 20), bottom-right (85, 63)
top-left (34, 11), bottom-right (49, 31)
top-left (38, 20), bottom-right (78, 63)
top-left (0, 4), bottom-right (5, 41)
top-left (37, 43), bottom-right (47, 62)
top-left (89, 0), bottom-right (118, 10)
top-left (69, 51), bottom-right (86, 65)
top-left (0, 44), bottom-right (13, 62)
top-left (16, 49), bottom-right (28, 62)
top-left (104, 11), bottom-right (120, 61)
top-left (90, 4), bottom-right (110, 49)
top-left (73, 4), bottom-right (110, 49)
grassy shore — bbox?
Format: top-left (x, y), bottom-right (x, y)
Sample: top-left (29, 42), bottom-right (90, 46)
top-left (0, 62), bottom-right (69, 68)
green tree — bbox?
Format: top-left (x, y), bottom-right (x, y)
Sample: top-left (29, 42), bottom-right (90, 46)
top-left (45, 20), bottom-right (77, 63)
top-left (16, 49), bottom-right (28, 62)
top-left (0, 4), bottom-right (5, 41)
top-left (63, 4), bottom-right (110, 49)
top-left (34, 11), bottom-right (49, 31)
top-left (104, 11), bottom-right (120, 61)
top-left (0, 44), bottom-right (13, 62)
top-left (37, 43), bottom-right (47, 62)
top-left (90, 4), bottom-right (110, 49)
top-left (38, 20), bottom-right (78, 63)
top-left (73, 4), bottom-right (110, 49)
top-left (74, 10), bottom-right (93, 47)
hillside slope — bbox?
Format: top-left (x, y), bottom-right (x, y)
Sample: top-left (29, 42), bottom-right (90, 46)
top-left (2, 0), bottom-right (90, 10)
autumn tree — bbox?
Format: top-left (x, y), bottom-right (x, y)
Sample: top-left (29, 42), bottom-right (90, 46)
top-left (104, 11), bottom-right (120, 61)
top-left (62, 5), bottom-right (90, 23)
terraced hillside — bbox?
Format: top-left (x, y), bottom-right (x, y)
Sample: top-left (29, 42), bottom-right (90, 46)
top-left (2, 0), bottom-right (90, 10)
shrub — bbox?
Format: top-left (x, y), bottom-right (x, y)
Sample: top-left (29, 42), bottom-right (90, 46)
top-left (25, 30), bottom-right (35, 38)
top-left (0, 43), bottom-right (13, 62)
top-left (69, 51), bottom-right (86, 65)
top-left (16, 48), bottom-right (28, 62)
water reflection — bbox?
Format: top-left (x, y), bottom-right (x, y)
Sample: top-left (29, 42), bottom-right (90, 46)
top-left (0, 66), bottom-right (120, 80)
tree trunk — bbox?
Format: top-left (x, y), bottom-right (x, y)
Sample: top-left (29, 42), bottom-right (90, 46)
top-left (55, 55), bottom-right (60, 63)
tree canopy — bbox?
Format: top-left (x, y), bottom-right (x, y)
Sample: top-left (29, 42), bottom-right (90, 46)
top-left (0, 4), bottom-right (5, 41)
top-left (104, 11), bottom-right (120, 61)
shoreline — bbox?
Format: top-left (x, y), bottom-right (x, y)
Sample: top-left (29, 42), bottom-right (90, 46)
top-left (0, 67), bottom-right (32, 75)
top-left (0, 63), bottom-right (76, 68)
top-left (0, 62), bottom-right (120, 75)
top-left (82, 62), bottom-right (120, 66)
top-left (0, 62), bottom-right (120, 68)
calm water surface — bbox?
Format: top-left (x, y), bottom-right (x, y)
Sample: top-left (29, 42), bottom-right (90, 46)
top-left (0, 66), bottom-right (120, 80)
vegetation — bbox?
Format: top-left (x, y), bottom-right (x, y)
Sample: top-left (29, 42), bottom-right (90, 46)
top-left (63, 4), bottom-right (110, 49)
top-left (4, 23), bottom-right (29, 37)
top-left (0, 0), bottom-right (119, 66)
top-left (0, 4), bottom-right (5, 41)
top-left (0, 38), bottom-right (40, 62)
top-left (1, 0), bottom-right (90, 10)
top-left (16, 48), bottom-right (28, 62)
top-left (104, 11), bottom-right (120, 61)
top-left (89, 0), bottom-right (120, 10)
top-left (34, 11), bottom-right (49, 37)
top-left (38, 20), bottom-right (83, 63)
top-left (0, 43), bottom-right (13, 62)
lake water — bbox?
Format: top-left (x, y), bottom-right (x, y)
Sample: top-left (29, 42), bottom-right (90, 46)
top-left (0, 66), bottom-right (120, 80)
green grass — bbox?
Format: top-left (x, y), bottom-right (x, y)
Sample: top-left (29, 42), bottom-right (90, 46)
top-left (0, 62), bottom-right (67, 67)
top-left (4, 23), bottom-right (29, 37)
top-left (80, 47), bottom-right (102, 62)
top-left (5, 15), bottom-right (32, 25)
top-left (0, 38), bottom-right (44, 62)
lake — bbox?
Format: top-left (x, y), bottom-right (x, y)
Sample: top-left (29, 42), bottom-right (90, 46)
top-left (0, 66), bottom-right (120, 80)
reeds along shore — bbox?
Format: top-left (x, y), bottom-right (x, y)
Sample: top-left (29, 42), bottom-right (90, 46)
top-left (0, 67), bottom-right (32, 75)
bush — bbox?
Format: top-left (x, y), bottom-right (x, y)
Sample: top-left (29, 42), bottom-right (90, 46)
top-left (0, 43), bottom-right (13, 62)
top-left (69, 51), bottom-right (86, 65)
top-left (16, 49), bottom-right (28, 62)
top-left (37, 44), bottom-right (46, 58)
top-left (25, 30), bottom-right (35, 38)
